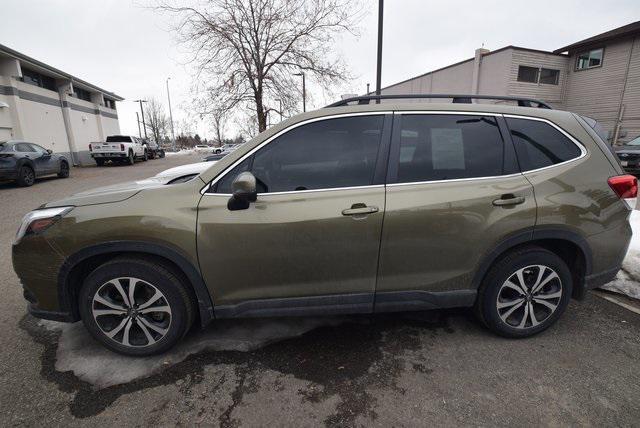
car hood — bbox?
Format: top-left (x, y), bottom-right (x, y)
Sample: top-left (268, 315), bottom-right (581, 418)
top-left (615, 146), bottom-right (640, 153)
top-left (44, 161), bottom-right (215, 208)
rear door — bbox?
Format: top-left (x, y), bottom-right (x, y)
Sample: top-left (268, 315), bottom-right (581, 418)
top-left (197, 113), bottom-right (392, 316)
top-left (375, 112), bottom-right (536, 311)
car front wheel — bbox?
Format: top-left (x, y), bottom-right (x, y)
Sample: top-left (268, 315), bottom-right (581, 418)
top-left (57, 161), bottom-right (70, 178)
top-left (476, 246), bottom-right (572, 338)
top-left (78, 257), bottom-right (195, 356)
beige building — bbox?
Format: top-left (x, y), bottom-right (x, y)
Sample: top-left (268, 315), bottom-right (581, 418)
top-left (0, 44), bottom-right (123, 165)
top-left (380, 21), bottom-right (640, 143)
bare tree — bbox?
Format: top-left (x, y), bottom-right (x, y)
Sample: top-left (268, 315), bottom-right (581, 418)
top-left (144, 98), bottom-right (168, 142)
top-left (154, 0), bottom-right (362, 133)
top-left (211, 108), bottom-right (228, 145)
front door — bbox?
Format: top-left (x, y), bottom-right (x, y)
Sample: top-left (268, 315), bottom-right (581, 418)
top-left (197, 114), bottom-right (391, 317)
top-left (29, 143), bottom-right (56, 175)
top-left (375, 112), bottom-right (536, 311)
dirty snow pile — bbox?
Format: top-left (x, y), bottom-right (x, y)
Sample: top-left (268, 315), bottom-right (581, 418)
top-left (600, 209), bottom-right (640, 299)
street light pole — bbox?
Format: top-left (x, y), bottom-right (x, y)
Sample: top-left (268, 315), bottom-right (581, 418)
top-left (366, 83), bottom-right (370, 94)
top-left (294, 72), bottom-right (306, 112)
top-left (135, 112), bottom-right (142, 138)
top-left (134, 99), bottom-right (148, 139)
top-left (166, 77), bottom-right (176, 151)
top-left (376, 0), bottom-right (384, 103)
top-left (276, 99), bottom-right (282, 121)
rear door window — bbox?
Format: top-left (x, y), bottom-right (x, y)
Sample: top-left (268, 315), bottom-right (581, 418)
top-left (506, 118), bottom-right (582, 171)
top-left (395, 114), bottom-right (505, 182)
top-left (15, 143), bottom-right (36, 152)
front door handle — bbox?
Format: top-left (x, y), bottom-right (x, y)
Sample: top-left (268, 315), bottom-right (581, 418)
top-left (342, 204), bottom-right (379, 216)
top-left (492, 195), bottom-right (525, 206)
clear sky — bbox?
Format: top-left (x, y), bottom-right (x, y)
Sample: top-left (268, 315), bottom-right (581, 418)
top-left (0, 0), bottom-right (638, 139)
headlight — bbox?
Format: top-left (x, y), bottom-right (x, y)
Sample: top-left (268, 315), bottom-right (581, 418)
top-left (14, 206), bottom-right (73, 244)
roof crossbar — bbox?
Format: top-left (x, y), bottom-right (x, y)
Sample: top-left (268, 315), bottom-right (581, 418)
top-left (325, 94), bottom-right (553, 109)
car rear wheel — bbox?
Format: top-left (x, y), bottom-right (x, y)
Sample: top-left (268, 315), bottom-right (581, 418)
top-left (78, 257), bottom-right (195, 356)
top-left (127, 150), bottom-right (134, 165)
top-left (16, 165), bottom-right (35, 187)
top-left (95, 158), bottom-right (105, 166)
top-left (57, 161), bottom-right (70, 178)
top-left (476, 246), bottom-right (572, 338)
top-left (142, 149), bottom-right (148, 161)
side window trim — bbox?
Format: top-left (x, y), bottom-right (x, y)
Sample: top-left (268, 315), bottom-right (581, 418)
top-left (503, 114), bottom-right (587, 174)
top-left (387, 111), bottom-right (515, 186)
top-left (202, 112), bottom-right (393, 195)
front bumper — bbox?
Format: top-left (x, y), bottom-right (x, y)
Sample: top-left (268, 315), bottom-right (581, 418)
top-left (13, 234), bottom-right (71, 321)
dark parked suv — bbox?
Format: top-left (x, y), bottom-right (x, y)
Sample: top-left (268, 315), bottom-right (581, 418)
top-left (0, 140), bottom-right (70, 186)
top-left (12, 95), bottom-right (636, 356)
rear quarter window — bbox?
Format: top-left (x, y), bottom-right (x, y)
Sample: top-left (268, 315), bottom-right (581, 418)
top-left (506, 118), bottom-right (582, 171)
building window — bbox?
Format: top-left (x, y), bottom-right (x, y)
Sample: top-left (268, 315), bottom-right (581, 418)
top-left (517, 66), bottom-right (560, 85)
top-left (539, 68), bottom-right (560, 85)
top-left (517, 66), bottom-right (539, 83)
top-left (105, 99), bottom-right (116, 109)
top-left (21, 68), bottom-right (57, 91)
top-left (576, 48), bottom-right (603, 70)
top-left (74, 87), bottom-right (92, 102)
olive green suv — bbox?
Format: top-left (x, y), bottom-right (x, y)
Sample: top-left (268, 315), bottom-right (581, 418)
top-left (13, 96), bottom-right (637, 356)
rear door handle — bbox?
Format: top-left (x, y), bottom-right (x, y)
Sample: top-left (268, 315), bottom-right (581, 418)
top-left (342, 204), bottom-right (379, 216)
top-left (492, 195), bottom-right (525, 206)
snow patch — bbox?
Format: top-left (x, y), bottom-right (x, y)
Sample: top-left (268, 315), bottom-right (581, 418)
top-left (165, 149), bottom-right (196, 156)
top-left (600, 209), bottom-right (640, 299)
top-left (41, 316), bottom-right (348, 389)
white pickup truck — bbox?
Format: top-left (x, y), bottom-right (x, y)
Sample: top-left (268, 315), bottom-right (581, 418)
top-left (89, 135), bottom-right (148, 166)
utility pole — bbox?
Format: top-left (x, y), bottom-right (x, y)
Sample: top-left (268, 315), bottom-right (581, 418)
top-left (294, 72), bottom-right (306, 112)
top-left (366, 83), bottom-right (370, 94)
top-left (166, 77), bottom-right (176, 151)
top-left (135, 112), bottom-right (142, 138)
top-left (276, 99), bottom-right (283, 121)
top-left (376, 0), bottom-right (384, 103)
top-left (134, 99), bottom-right (148, 139)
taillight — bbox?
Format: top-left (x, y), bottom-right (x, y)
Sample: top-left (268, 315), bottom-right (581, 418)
top-left (608, 175), bottom-right (638, 209)
top-left (121, 143), bottom-right (125, 151)
top-left (89, 143), bottom-right (92, 151)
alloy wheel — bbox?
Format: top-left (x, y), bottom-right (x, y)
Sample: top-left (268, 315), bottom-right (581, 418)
top-left (496, 265), bottom-right (562, 329)
top-left (91, 277), bottom-right (172, 347)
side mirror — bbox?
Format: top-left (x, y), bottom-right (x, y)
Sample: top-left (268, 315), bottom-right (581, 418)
top-left (227, 171), bottom-right (258, 211)
top-left (46, 149), bottom-right (53, 155)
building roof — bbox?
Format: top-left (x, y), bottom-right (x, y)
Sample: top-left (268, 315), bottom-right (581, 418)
top-left (0, 43), bottom-right (124, 101)
top-left (554, 20), bottom-right (640, 54)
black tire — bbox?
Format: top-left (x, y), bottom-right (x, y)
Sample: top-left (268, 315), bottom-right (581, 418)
top-left (16, 165), bottom-right (35, 187)
top-left (159, 150), bottom-right (165, 158)
top-left (57, 161), bottom-right (70, 178)
top-left (95, 158), bottom-right (105, 167)
top-left (142, 149), bottom-right (148, 161)
top-left (127, 150), bottom-right (135, 165)
top-left (475, 246), bottom-right (572, 338)
top-left (78, 256), bottom-right (195, 356)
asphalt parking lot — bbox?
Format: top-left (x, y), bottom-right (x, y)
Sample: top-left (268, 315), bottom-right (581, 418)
top-left (1, 154), bottom-right (639, 426)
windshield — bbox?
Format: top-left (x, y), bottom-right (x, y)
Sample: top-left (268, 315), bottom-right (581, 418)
top-left (106, 136), bottom-right (133, 143)
top-left (624, 136), bottom-right (640, 146)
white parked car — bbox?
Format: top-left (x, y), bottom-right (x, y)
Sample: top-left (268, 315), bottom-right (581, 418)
top-left (194, 144), bottom-right (211, 153)
top-left (90, 135), bottom-right (147, 166)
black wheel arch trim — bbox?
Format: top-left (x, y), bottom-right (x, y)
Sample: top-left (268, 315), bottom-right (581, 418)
top-left (57, 240), bottom-right (214, 327)
top-left (16, 158), bottom-right (35, 170)
top-left (471, 226), bottom-right (593, 290)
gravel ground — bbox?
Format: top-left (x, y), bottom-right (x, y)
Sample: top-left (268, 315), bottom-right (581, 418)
top-left (1, 156), bottom-right (639, 426)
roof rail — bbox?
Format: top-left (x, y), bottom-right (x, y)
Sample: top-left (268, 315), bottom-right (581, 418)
top-left (325, 94), bottom-right (553, 109)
